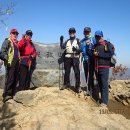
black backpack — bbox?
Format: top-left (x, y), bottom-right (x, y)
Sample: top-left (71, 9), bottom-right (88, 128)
top-left (104, 40), bottom-right (117, 67)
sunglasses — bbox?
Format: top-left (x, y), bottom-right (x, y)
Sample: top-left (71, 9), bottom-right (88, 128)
top-left (69, 31), bottom-right (75, 34)
top-left (84, 31), bottom-right (91, 33)
top-left (12, 32), bottom-right (18, 35)
top-left (27, 33), bottom-right (32, 36)
top-left (95, 35), bottom-right (101, 38)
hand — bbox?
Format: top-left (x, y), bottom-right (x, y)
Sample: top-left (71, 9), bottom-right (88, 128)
top-left (29, 55), bottom-right (34, 59)
top-left (4, 60), bottom-right (8, 66)
top-left (60, 35), bottom-right (64, 42)
top-left (93, 51), bottom-right (99, 56)
top-left (72, 46), bottom-right (77, 51)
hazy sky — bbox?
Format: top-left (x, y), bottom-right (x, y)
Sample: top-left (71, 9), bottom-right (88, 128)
top-left (0, 0), bottom-right (130, 67)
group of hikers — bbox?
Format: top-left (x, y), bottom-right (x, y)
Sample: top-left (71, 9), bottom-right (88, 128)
top-left (0, 29), bottom-right (37, 103)
top-left (0, 27), bottom-right (115, 108)
top-left (60, 27), bottom-right (115, 107)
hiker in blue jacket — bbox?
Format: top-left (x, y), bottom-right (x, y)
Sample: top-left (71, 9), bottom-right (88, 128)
top-left (81, 27), bottom-right (96, 97)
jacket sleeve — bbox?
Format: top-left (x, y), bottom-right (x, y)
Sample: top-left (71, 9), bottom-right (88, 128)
top-left (98, 43), bottom-right (114, 58)
top-left (0, 40), bottom-right (9, 61)
top-left (86, 44), bottom-right (94, 58)
top-left (82, 42), bottom-right (87, 56)
top-left (18, 37), bottom-right (26, 48)
top-left (31, 42), bottom-right (37, 58)
top-left (32, 48), bottom-right (37, 58)
top-left (60, 41), bottom-right (67, 49)
top-left (76, 39), bottom-right (82, 53)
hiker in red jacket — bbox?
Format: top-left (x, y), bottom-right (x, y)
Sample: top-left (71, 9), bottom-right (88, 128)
top-left (18, 30), bottom-right (37, 90)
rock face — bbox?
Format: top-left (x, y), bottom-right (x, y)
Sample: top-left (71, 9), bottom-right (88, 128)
top-left (34, 42), bottom-right (63, 70)
top-left (0, 87), bottom-right (130, 130)
top-left (32, 69), bottom-right (59, 87)
top-left (110, 80), bottom-right (130, 106)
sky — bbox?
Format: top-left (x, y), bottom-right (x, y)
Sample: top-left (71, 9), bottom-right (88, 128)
top-left (0, 0), bottom-right (130, 67)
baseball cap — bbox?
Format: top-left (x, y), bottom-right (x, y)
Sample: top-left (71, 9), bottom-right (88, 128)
top-left (69, 27), bottom-right (76, 33)
top-left (84, 27), bottom-right (91, 32)
top-left (26, 30), bottom-right (33, 36)
top-left (95, 30), bottom-right (103, 37)
top-left (10, 29), bottom-right (19, 34)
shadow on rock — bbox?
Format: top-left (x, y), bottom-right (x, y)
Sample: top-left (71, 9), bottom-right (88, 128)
top-left (107, 99), bottom-right (130, 119)
top-left (0, 102), bottom-right (16, 130)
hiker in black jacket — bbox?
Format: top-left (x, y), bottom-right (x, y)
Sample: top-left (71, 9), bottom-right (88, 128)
top-left (0, 29), bottom-right (20, 102)
top-left (93, 30), bottom-right (114, 107)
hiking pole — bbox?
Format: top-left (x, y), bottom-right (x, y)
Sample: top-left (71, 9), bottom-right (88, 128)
top-left (30, 79), bottom-right (38, 88)
top-left (59, 35), bottom-right (64, 90)
top-left (92, 53), bottom-right (100, 105)
top-left (26, 57), bottom-right (32, 90)
top-left (59, 59), bottom-right (61, 90)
top-left (86, 60), bottom-right (90, 96)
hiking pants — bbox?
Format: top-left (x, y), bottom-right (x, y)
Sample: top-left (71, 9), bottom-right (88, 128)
top-left (19, 64), bottom-right (30, 90)
top-left (83, 59), bottom-right (95, 92)
top-left (97, 68), bottom-right (109, 105)
top-left (64, 57), bottom-right (80, 87)
top-left (4, 59), bottom-right (19, 97)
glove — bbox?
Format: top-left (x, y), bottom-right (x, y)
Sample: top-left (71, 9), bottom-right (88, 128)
top-left (72, 46), bottom-right (77, 52)
top-left (29, 55), bottom-right (33, 59)
top-left (93, 51), bottom-right (99, 56)
top-left (60, 35), bottom-right (64, 43)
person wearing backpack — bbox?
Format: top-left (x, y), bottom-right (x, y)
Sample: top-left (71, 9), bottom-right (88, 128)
top-left (18, 30), bottom-right (37, 90)
top-left (60, 27), bottom-right (81, 93)
top-left (81, 27), bottom-right (96, 97)
top-left (0, 29), bottom-right (20, 102)
top-left (93, 30), bottom-right (114, 107)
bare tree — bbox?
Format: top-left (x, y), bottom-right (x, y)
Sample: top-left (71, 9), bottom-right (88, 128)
top-left (0, 1), bottom-right (15, 30)
top-left (112, 64), bottom-right (128, 80)
top-left (0, 1), bottom-right (15, 73)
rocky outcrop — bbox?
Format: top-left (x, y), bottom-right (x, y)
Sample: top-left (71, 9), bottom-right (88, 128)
top-left (0, 87), bottom-right (130, 130)
top-left (34, 42), bottom-right (63, 70)
top-left (110, 80), bottom-right (130, 106)
top-left (32, 69), bottom-right (59, 87)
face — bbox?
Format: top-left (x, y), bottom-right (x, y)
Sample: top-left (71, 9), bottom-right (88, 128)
top-left (95, 35), bottom-right (101, 42)
top-left (84, 31), bottom-right (91, 37)
top-left (26, 34), bottom-right (32, 40)
top-left (69, 32), bottom-right (75, 37)
top-left (10, 32), bottom-right (18, 40)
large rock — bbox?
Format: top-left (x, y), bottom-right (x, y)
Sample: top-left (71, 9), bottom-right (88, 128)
top-left (0, 87), bottom-right (130, 130)
top-left (32, 69), bottom-right (59, 87)
top-left (110, 80), bottom-right (130, 106)
top-left (34, 42), bottom-right (63, 70)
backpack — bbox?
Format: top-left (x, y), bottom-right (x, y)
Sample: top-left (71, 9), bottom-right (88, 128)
top-left (104, 40), bottom-right (117, 67)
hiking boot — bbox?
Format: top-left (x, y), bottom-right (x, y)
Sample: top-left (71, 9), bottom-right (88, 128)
top-left (65, 84), bottom-right (71, 89)
top-left (3, 96), bottom-right (13, 103)
top-left (100, 103), bottom-right (107, 108)
top-left (60, 85), bottom-right (65, 90)
top-left (75, 86), bottom-right (81, 93)
top-left (60, 84), bottom-right (70, 90)
top-left (87, 90), bottom-right (92, 96)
